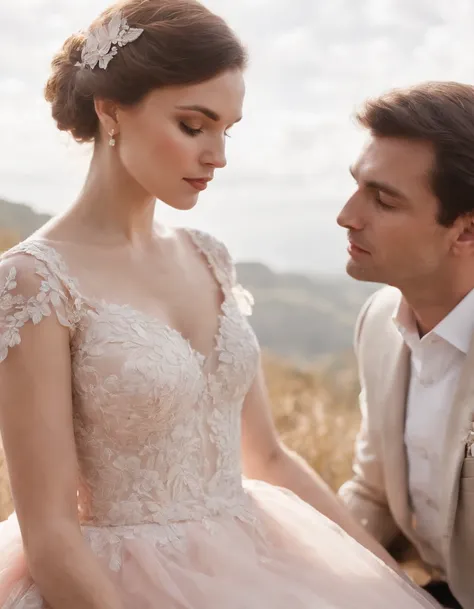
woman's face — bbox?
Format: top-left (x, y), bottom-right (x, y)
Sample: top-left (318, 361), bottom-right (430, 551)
top-left (114, 69), bottom-right (245, 210)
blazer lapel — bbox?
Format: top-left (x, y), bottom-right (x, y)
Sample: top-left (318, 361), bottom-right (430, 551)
top-left (380, 336), bottom-right (414, 534)
top-left (440, 332), bottom-right (474, 559)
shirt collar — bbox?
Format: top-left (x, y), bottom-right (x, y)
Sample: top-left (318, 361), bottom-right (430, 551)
top-left (392, 288), bottom-right (474, 355)
top-left (392, 295), bottom-right (420, 352)
top-left (434, 288), bottom-right (474, 354)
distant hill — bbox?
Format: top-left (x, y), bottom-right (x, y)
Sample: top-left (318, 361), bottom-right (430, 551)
top-left (0, 198), bottom-right (379, 360)
top-left (0, 198), bottom-right (51, 240)
top-left (236, 262), bottom-right (377, 360)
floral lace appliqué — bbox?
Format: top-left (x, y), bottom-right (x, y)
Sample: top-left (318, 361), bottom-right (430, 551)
top-left (0, 230), bottom-right (261, 573)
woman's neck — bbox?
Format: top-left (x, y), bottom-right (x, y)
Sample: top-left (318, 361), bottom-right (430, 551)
top-left (66, 146), bottom-right (158, 246)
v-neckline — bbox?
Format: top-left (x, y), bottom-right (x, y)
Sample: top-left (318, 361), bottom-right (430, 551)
top-left (92, 297), bottom-right (229, 368)
top-left (15, 229), bottom-right (230, 369)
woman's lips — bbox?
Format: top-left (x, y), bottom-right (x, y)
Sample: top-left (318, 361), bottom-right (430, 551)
top-left (184, 178), bottom-right (210, 191)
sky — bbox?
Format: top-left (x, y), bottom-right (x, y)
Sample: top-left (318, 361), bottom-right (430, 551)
top-left (1, 0), bottom-right (474, 273)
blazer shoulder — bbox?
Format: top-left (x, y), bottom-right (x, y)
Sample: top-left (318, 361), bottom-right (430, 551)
top-left (368, 285), bottom-right (401, 317)
top-left (355, 285), bottom-right (401, 349)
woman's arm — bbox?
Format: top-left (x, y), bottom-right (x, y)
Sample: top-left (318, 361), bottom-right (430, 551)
top-left (0, 257), bottom-right (124, 609)
top-left (240, 360), bottom-right (402, 573)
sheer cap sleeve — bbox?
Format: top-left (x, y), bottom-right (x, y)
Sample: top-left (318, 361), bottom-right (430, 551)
top-left (187, 229), bottom-right (254, 317)
top-left (0, 242), bottom-right (83, 363)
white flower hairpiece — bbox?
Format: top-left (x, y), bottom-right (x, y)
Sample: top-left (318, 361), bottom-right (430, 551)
top-left (75, 12), bottom-right (144, 71)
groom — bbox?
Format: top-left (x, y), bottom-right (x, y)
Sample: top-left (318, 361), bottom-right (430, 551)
top-left (337, 81), bottom-right (474, 609)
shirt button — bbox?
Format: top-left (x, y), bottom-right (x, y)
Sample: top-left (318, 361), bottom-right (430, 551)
top-left (416, 446), bottom-right (429, 458)
top-left (426, 498), bottom-right (438, 510)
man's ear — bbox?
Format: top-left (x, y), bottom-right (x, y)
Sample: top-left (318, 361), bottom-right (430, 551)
top-left (452, 215), bottom-right (474, 256)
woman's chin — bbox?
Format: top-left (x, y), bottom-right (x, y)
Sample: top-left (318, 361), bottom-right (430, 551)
top-left (154, 190), bottom-right (200, 212)
top-left (167, 193), bottom-right (200, 212)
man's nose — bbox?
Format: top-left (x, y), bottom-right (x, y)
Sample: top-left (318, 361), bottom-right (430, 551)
top-left (337, 194), bottom-right (365, 231)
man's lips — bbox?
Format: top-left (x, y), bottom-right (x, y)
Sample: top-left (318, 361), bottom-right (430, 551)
top-left (348, 239), bottom-right (370, 255)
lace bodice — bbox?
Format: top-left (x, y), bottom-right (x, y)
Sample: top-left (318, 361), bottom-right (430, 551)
top-left (0, 229), bottom-right (260, 529)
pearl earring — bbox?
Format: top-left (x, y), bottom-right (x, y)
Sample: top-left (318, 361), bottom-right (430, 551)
top-left (108, 130), bottom-right (116, 147)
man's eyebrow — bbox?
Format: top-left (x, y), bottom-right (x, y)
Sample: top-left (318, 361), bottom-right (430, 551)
top-left (349, 165), bottom-right (406, 199)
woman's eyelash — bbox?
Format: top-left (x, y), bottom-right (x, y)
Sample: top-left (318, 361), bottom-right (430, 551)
top-left (180, 122), bottom-right (203, 137)
top-left (180, 121), bottom-right (233, 139)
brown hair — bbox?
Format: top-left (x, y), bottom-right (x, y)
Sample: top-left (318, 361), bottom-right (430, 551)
top-left (356, 81), bottom-right (474, 226)
top-left (44, 0), bottom-right (247, 143)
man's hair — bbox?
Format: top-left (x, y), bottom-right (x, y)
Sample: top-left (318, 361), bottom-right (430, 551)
top-left (357, 81), bottom-right (474, 226)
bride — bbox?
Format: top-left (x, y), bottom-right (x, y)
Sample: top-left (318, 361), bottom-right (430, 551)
top-left (0, 1), bottom-right (440, 607)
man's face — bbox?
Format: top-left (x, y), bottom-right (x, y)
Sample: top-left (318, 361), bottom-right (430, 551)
top-left (337, 136), bottom-right (459, 289)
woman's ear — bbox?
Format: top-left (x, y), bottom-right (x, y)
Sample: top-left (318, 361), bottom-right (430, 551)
top-left (94, 98), bottom-right (119, 139)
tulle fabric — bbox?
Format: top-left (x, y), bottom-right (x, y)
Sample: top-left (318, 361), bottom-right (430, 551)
top-left (0, 481), bottom-right (440, 609)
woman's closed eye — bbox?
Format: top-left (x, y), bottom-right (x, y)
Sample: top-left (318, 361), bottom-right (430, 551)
top-left (180, 121), bottom-right (233, 138)
top-left (180, 122), bottom-right (203, 137)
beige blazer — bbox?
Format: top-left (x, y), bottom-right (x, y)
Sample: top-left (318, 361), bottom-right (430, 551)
top-left (339, 286), bottom-right (474, 609)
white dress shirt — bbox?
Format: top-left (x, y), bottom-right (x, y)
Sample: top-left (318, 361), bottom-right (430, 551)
top-left (393, 288), bottom-right (474, 573)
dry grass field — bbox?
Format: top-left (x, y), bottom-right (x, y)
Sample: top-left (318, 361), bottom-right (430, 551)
top-left (263, 350), bottom-right (361, 490)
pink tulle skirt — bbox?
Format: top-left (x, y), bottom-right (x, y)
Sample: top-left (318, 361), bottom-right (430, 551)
top-left (0, 481), bottom-right (439, 608)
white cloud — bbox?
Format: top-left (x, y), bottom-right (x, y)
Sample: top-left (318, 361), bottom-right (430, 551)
top-left (1, 0), bottom-right (474, 272)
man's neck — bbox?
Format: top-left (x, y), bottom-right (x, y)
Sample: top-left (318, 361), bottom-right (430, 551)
top-left (401, 278), bottom-right (474, 335)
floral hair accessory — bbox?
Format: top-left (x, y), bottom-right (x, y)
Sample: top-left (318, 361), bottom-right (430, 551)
top-left (76, 12), bottom-right (144, 71)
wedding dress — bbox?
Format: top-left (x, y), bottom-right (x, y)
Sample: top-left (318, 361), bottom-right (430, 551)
top-left (0, 229), bottom-right (439, 608)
